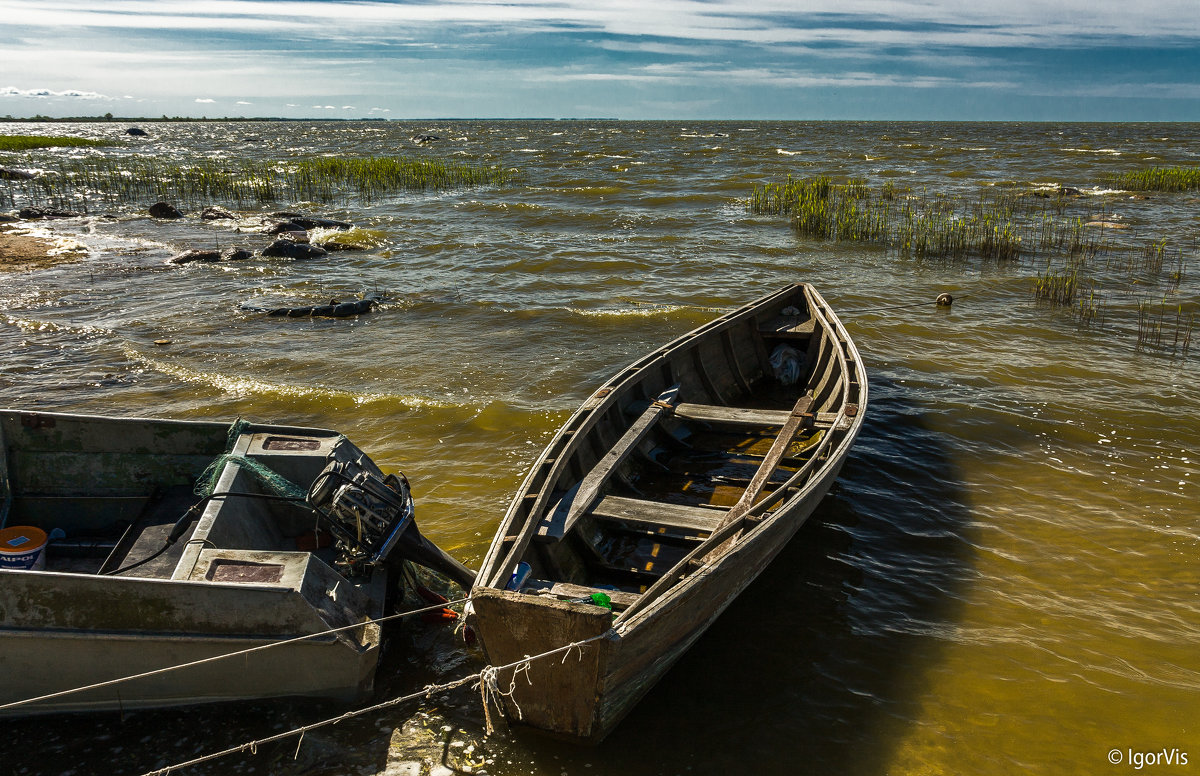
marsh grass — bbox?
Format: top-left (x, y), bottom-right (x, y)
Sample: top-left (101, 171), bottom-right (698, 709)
top-left (0, 135), bottom-right (110, 152)
top-left (1034, 269), bottom-right (1079, 305)
top-left (751, 177), bottom-right (1059, 260)
top-left (1137, 299), bottom-right (1195, 355)
top-left (2, 155), bottom-right (518, 211)
top-left (1111, 167), bottom-right (1200, 192)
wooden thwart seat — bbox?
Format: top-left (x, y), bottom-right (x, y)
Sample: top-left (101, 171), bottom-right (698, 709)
top-left (589, 495), bottom-right (724, 535)
top-left (675, 402), bottom-right (837, 429)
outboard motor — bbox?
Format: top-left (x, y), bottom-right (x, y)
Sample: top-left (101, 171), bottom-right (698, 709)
top-left (307, 441), bottom-right (476, 589)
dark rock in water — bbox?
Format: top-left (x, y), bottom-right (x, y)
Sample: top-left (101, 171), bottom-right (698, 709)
top-left (18, 206), bottom-right (81, 219)
top-left (411, 133), bottom-right (440, 144)
top-left (167, 249), bottom-right (221, 265)
top-left (126, 127), bottom-right (149, 136)
top-left (149, 202), bottom-right (183, 219)
top-left (220, 246), bottom-right (253, 261)
top-left (200, 206), bottom-right (236, 220)
top-left (265, 219), bottom-right (307, 235)
top-left (0, 213), bottom-right (19, 223)
top-left (318, 239), bottom-right (366, 252)
top-left (0, 167), bottom-right (36, 180)
top-left (266, 298), bottom-right (377, 318)
top-left (266, 214), bottom-right (351, 231)
top-left (289, 216), bottom-right (352, 230)
top-left (261, 239), bottom-right (328, 259)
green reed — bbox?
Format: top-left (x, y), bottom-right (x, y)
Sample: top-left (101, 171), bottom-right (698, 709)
top-left (1137, 299), bottom-right (1195, 355)
top-left (1110, 167), bottom-right (1200, 192)
top-left (0, 135), bottom-right (110, 152)
top-left (3, 155), bottom-right (518, 211)
top-left (1034, 269), bottom-right (1079, 305)
top-left (751, 177), bottom-right (1024, 260)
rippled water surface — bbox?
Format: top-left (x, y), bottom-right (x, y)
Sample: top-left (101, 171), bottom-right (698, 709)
top-left (2, 120), bottom-right (1198, 775)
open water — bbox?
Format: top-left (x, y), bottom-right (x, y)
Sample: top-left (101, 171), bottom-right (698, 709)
top-left (1, 120), bottom-right (1198, 775)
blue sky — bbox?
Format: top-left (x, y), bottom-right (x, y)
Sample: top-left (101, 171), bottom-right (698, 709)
top-left (2, 0), bottom-right (1198, 120)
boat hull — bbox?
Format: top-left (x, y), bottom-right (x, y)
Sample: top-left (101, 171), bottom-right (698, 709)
top-left (472, 283), bottom-right (867, 741)
top-left (0, 410), bottom-right (387, 716)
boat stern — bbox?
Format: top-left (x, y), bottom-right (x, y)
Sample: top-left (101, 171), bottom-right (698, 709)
top-left (470, 587), bottom-right (615, 741)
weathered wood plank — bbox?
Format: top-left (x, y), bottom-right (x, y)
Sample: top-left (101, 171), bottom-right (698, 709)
top-left (590, 495), bottom-right (723, 534)
top-left (537, 386), bottom-right (680, 541)
top-left (521, 580), bottom-right (640, 611)
top-left (716, 393), bottom-right (815, 532)
top-left (674, 402), bottom-right (837, 429)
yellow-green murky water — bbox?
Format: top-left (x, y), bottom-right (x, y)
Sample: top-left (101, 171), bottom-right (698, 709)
top-left (1, 120), bottom-right (1197, 775)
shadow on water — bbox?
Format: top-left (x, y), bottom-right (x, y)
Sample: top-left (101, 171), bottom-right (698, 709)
top-left (0, 377), bottom-right (973, 776)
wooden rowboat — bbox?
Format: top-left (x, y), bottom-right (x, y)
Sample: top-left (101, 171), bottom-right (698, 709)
top-left (470, 283), bottom-right (867, 742)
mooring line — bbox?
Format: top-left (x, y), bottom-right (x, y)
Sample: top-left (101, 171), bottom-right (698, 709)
top-left (0, 597), bottom-right (470, 713)
top-left (141, 630), bottom-right (612, 776)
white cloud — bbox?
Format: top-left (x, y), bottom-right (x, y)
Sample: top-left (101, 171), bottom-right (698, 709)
top-left (0, 85), bottom-right (110, 99)
top-left (1, 0), bottom-right (1197, 49)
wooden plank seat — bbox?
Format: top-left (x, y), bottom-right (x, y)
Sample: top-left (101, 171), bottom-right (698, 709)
top-left (675, 402), bottom-right (838, 429)
top-left (757, 315), bottom-right (816, 339)
top-left (589, 495), bottom-right (724, 535)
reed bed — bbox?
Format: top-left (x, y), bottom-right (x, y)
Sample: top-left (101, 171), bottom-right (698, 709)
top-left (0, 135), bottom-right (110, 152)
top-left (1137, 299), bottom-right (1195, 355)
top-left (2, 155), bottom-right (517, 211)
top-left (751, 177), bottom-right (1050, 260)
top-left (1110, 167), bottom-right (1200, 192)
top-left (1034, 269), bottom-right (1079, 305)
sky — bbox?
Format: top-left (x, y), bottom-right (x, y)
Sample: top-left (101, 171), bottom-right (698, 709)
top-left (2, 0), bottom-right (1199, 121)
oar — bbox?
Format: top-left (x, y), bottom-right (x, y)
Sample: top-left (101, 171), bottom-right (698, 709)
top-left (540, 385), bottom-right (680, 541)
top-left (708, 392), bottom-right (814, 553)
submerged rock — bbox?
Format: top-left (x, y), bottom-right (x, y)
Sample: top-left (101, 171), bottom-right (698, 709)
top-left (265, 214), bottom-right (351, 231)
top-left (266, 298), bottom-right (378, 318)
top-left (149, 202), bottom-right (183, 219)
top-left (221, 246), bottom-right (253, 261)
top-left (265, 219), bottom-right (308, 236)
top-left (125, 127), bottom-right (149, 137)
top-left (167, 249), bottom-right (221, 265)
top-left (0, 167), bottom-right (36, 180)
top-left (200, 206), bottom-right (236, 220)
top-left (261, 239), bottom-right (328, 259)
top-left (18, 207), bottom-right (81, 219)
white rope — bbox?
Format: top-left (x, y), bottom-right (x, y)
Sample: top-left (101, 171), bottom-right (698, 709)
top-left (478, 658), bottom-right (532, 735)
top-left (0, 597), bottom-right (469, 713)
top-left (141, 629), bottom-right (612, 776)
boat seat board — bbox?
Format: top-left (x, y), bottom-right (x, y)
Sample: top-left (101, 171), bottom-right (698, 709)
top-left (757, 315), bottom-right (816, 339)
top-left (589, 495), bottom-right (723, 535)
top-left (675, 403), bottom-right (838, 429)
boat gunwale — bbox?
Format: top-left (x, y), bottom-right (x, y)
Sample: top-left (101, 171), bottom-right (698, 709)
top-left (476, 284), bottom-right (807, 588)
top-left (476, 282), bottom-right (868, 607)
